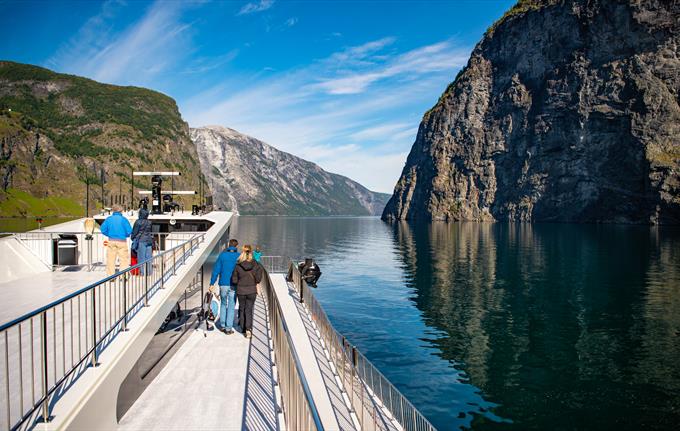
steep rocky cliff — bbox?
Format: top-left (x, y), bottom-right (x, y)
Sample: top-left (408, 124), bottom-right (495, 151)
top-left (191, 126), bottom-right (390, 215)
top-left (383, 0), bottom-right (680, 224)
top-left (0, 61), bottom-right (205, 217)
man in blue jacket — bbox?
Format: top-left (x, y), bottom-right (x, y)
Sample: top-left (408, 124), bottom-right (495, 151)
top-left (101, 204), bottom-right (133, 276)
top-left (210, 239), bottom-right (240, 334)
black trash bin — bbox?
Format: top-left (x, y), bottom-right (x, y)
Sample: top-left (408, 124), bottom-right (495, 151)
top-left (56, 236), bottom-right (78, 265)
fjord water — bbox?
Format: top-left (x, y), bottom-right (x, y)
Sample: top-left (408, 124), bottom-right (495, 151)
top-left (232, 216), bottom-right (680, 430)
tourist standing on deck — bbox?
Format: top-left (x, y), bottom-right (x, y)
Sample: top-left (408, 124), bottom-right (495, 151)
top-left (253, 245), bottom-right (262, 263)
top-left (101, 204), bottom-right (133, 276)
top-left (131, 208), bottom-right (153, 275)
top-left (209, 239), bottom-right (240, 334)
top-left (231, 245), bottom-right (263, 339)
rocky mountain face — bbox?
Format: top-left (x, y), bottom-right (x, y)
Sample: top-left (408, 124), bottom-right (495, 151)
top-left (0, 61), bottom-right (205, 217)
top-left (191, 126), bottom-right (390, 216)
top-left (383, 0), bottom-right (680, 224)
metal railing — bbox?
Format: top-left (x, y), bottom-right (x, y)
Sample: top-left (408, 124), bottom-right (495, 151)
top-left (0, 231), bottom-right (206, 272)
top-left (0, 232), bottom-right (205, 430)
top-left (263, 257), bottom-right (436, 431)
top-left (258, 262), bottom-right (324, 431)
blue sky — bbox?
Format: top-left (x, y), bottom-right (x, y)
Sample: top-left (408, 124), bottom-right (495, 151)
top-left (1, 0), bottom-right (515, 192)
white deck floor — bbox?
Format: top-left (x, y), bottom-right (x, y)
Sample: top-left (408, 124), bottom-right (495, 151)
top-left (116, 274), bottom-right (366, 431)
top-left (118, 296), bottom-right (279, 431)
top-left (0, 266), bottom-right (107, 323)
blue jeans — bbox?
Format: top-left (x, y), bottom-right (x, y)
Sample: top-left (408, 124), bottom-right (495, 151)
top-left (219, 285), bottom-right (236, 330)
top-left (138, 244), bottom-right (153, 275)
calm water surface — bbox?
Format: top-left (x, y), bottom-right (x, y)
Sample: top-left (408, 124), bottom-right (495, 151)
top-left (233, 216), bottom-right (680, 430)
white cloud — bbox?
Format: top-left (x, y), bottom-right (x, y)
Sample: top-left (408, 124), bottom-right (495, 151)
top-left (47, 1), bottom-right (194, 87)
top-left (350, 123), bottom-right (412, 141)
top-left (184, 37), bottom-right (470, 192)
top-left (284, 17), bottom-right (298, 27)
top-left (237, 0), bottom-right (274, 16)
top-left (311, 39), bottom-right (469, 95)
top-left (46, 0), bottom-right (126, 70)
top-left (182, 50), bottom-right (239, 74)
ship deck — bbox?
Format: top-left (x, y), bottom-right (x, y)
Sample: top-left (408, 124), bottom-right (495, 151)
top-left (118, 295), bottom-right (279, 431)
top-left (0, 213), bottom-right (424, 431)
top-left (0, 267), bottom-right (107, 325)
top-left (117, 274), bottom-right (362, 431)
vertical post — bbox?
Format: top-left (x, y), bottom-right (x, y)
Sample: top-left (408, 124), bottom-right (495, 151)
top-left (100, 166), bottom-right (105, 209)
top-left (173, 248), bottom-right (177, 275)
top-left (130, 167), bottom-right (134, 212)
top-left (40, 312), bottom-right (49, 422)
top-left (299, 281), bottom-right (305, 304)
top-left (144, 262), bottom-right (149, 307)
top-left (91, 289), bottom-right (98, 367)
top-left (160, 254), bottom-right (165, 289)
top-left (86, 176), bottom-right (90, 218)
top-left (123, 275), bottom-right (128, 331)
top-left (200, 265), bottom-right (206, 325)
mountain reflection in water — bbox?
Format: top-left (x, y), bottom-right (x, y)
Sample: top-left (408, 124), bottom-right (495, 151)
top-left (232, 216), bottom-right (680, 430)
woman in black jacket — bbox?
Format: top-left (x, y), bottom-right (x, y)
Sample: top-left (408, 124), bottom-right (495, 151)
top-left (131, 208), bottom-right (153, 275)
top-left (231, 244), bottom-right (263, 338)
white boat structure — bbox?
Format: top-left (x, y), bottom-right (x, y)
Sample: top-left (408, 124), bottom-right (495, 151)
top-left (0, 209), bottom-right (434, 431)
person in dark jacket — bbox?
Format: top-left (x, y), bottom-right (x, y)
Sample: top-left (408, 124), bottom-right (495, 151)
top-left (231, 244), bottom-right (263, 338)
top-left (210, 239), bottom-right (240, 334)
top-left (131, 208), bottom-right (154, 275)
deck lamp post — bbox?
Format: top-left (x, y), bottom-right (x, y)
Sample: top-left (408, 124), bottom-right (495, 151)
top-left (84, 218), bottom-right (95, 270)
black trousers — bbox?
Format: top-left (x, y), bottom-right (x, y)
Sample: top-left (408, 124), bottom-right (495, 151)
top-left (237, 293), bottom-right (257, 331)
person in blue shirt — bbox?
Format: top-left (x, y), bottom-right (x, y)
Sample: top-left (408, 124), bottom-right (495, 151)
top-left (101, 204), bottom-right (133, 276)
top-left (253, 245), bottom-right (262, 263)
top-left (209, 239), bottom-right (240, 334)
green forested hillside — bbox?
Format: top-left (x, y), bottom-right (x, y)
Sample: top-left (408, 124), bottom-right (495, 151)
top-left (0, 61), bottom-right (204, 217)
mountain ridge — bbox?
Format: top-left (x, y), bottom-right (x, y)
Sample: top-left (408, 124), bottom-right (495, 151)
top-left (191, 125), bottom-right (390, 216)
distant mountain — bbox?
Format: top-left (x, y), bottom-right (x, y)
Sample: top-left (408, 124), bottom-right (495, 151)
top-left (383, 0), bottom-right (680, 224)
top-left (0, 61), bottom-right (204, 217)
top-left (191, 126), bottom-right (390, 216)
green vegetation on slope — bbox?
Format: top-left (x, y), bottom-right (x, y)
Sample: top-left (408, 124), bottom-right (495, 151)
top-left (0, 61), bottom-right (205, 217)
top-left (0, 188), bottom-right (83, 217)
top-left (0, 61), bottom-right (183, 138)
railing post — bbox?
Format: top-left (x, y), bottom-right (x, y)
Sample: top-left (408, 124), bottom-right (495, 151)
top-left (299, 281), bottom-right (305, 304)
top-left (173, 248), bottom-right (177, 275)
top-left (144, 263), bottom-right (149, 307)
top-left (183, 243), bottom-right (186, 265)
top-left (40, 312), bottom-right (49, 422)
top-left (123, 275), bottom-right (128, 331)
top-left (91, 289), bottom-right (98, 367)
top-left (160, 254), bottom-right (165, 289)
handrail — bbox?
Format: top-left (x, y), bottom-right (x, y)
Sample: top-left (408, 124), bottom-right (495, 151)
top-left (0, 233), bottom-right (205, 332)
top-left (262, 257), bottom-right (436, 431)
top-left (0, 231), bottom-right (202, 272)
top-left (0, 232), bottom-right (205, 430)
top-left (260, 262), bottom-right (324, 431)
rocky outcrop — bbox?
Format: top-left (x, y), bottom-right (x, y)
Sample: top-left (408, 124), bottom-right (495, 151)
top-left (383, 0), bottom-right (680, 224)
top-left (191, 126), bottom-right (390, 215)
top-left (0, 61), bottom-right (205, 217)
